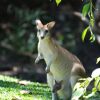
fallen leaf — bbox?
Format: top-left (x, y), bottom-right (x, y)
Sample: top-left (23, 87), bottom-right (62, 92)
top-left (18, 80), bottom-right (31, 85)
top-left (12, 96), bottom-right (22, 100)
top-left (20, 90), bottom-right (31, 94)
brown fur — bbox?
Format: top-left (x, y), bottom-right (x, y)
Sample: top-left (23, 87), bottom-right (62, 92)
top-left (35, 19), bottom-right (86, 100)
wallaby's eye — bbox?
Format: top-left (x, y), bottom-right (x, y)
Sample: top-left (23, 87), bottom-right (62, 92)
top-left (45, 30), bottom-right (48, 33)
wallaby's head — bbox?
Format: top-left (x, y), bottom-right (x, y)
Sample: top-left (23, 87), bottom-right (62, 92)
top-left (35, 19), bottom-right (55, 39)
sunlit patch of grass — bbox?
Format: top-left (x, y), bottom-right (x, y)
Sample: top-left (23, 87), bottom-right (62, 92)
top-left (0, 75), bottom-right (51, 100)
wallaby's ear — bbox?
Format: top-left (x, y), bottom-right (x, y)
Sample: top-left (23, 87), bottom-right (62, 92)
top-left (35, 19), bottom-right (43, 29)
top-left (47, 21), bottom-right (55, 30)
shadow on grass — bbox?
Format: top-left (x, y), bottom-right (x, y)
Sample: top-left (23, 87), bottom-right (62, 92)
top-left (0, 79), bottom-right (51, 98)
top-left (0, 80), bottom-right (20, 88)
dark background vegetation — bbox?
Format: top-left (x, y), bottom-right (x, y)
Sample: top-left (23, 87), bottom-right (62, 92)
top-left (0, 0), bottom-right (100, 83)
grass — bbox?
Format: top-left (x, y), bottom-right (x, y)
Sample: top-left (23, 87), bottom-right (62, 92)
top-left (0, 75), bottom-right (51, 100)
top-left (1, 75), bottom-right (100, 100)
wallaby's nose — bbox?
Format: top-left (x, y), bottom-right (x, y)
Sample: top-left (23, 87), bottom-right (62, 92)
top-left (41, 36), bottom-right (44, 39)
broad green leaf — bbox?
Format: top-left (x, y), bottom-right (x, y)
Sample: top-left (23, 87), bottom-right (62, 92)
top-left (55, 0), bottom-right (61, 6)
top-left (91, 68), bottom-right (100, 78)
top-left (82, 3), bottom-right (90, 17)
top-left (84, 92), bottom-right (95, 99)
top-left (96, 57), bottom-right (100, 64)
top-left (94, 76), bottom-right (100, 91)
top-left (73, 83), bottom-right (81, 91)
top-left (72, 88), bottom-right (85, 99)
top-left (82, 26), bottom-right (89, 42)
top-left (92, 87), bottom-right (97, 93)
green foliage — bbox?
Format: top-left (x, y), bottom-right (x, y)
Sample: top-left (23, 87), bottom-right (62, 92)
top-left (82, 0), bottom-right (95, 42)
top-left (82, 3), bottom-right (90, 17)
top-left (55, 0), bottom-right (61, 6)
top-left (72, 76), bottom-right (100, 100)
top-left (0, 75), bottom-right (51, 100)
top-left (0, 6), bottom-right (46, 54)
top-left (82, 26), bottom-right (95, 42)
top-left (82, 26), bottom-right (89, 42)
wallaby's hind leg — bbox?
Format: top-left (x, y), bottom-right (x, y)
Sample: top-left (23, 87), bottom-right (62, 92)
top-left (70, 75), bottom-right (81, 90)
top-left (52, 92), bottom-right (59, 100)
top-left (47, 73), bottom-right (59, 100)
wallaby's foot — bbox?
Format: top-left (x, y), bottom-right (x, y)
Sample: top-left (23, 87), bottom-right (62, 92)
top-left (45, 67), bottom-right (50, 73)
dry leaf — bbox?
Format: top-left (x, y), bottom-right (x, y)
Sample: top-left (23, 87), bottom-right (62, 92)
top-left (18, 80), bottom-right (31, 85)
top-left (12, 96), bottom-right (22, 100)
top-left (20, 90), bottom-right (31, 94)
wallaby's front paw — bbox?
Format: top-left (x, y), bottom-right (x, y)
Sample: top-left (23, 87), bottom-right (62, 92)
top-left (35, 58), bottom-right (39, 64)
top-left (45, 67), bottom-right (50, 73)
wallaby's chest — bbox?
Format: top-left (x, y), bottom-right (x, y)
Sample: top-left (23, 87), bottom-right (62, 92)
top-left (38, 39), bottom-right (74, 78)
top-left (38, 39), bottom-right (57, 63)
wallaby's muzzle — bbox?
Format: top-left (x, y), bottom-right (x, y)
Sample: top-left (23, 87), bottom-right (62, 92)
top-left (41, 36), bottom-right (44, 39)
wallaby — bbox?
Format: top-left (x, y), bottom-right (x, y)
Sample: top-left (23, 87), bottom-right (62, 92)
top-left (52, 80), bottom-right (63, 93)
top-left (35, 19), bottom-right (86, 100)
